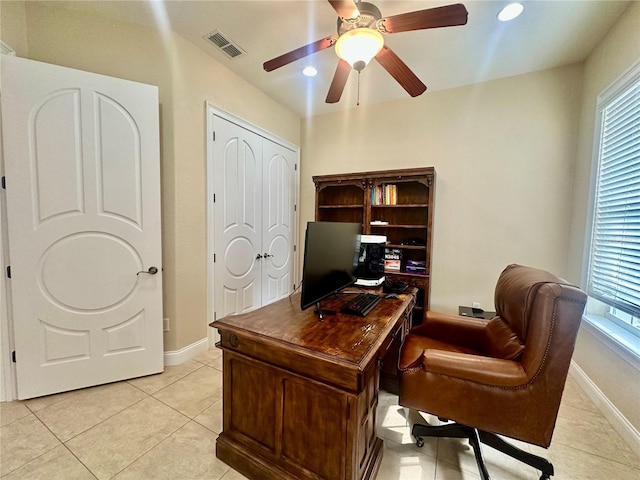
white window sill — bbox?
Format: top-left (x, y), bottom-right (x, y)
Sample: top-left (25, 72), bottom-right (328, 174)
top-left (582, 314), bottom-right (640, 370)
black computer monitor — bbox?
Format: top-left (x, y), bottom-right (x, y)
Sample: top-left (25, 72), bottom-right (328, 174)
top-left (300, 221), bottom-right (361, 318)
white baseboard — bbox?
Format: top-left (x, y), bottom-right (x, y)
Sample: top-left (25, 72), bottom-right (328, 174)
top-left (569, 361), bottom-right (640, 459)
top-left (163, 337), bottom-right (210, 366)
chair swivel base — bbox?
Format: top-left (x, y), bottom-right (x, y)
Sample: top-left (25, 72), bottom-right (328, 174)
top-left (412, 422), bottom-right (554, 480)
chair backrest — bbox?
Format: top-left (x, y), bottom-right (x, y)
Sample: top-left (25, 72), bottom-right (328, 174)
top-left (494, 263), bottom-right (587, 388)
top-left (494, 264), bottom-right (568, 340)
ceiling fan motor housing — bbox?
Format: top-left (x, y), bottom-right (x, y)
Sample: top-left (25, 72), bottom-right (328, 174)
top-left (337, 2), bottom-right (383, 35)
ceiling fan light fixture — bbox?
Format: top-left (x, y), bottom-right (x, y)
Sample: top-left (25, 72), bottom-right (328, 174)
top-left (498, 2), bottom-right (524, 21)
top-left (335, 28), bottom-right (384, 72)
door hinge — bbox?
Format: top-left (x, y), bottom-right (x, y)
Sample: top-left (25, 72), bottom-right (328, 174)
top-left (294, 204), bottom-right (297, 212)
top-left (295, 164), bottom-right (297, 171)
top-left (213, 254), bottom-right (216, 263)
top-left (5, 266), bottom-right (10, 278)
top-left (213, 194), bottom-right (216, 203)
top-left (212, 131), bottom-right (216, 141)
top-left (1, 176), bottom-right (5, 189)
top-left (293, 245), bottom-right (296, 252)
top-left (12, 351), bottom-right (16, 363)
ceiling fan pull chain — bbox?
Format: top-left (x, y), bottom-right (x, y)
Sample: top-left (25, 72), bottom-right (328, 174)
top-left (357, 70), bottom-right (361, 106)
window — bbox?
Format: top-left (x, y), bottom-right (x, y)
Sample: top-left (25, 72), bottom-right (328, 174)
top-left (586, 62), bottom-right (640, 336)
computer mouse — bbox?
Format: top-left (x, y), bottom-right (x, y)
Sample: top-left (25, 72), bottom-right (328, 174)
top-left (384, 293), bottom-right (399, 299)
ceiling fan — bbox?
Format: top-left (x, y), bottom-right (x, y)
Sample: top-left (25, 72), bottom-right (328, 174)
top-left (263, 0), bottom-right (468, 104)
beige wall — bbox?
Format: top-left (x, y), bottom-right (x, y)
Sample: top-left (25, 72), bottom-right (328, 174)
top-left (0, 1), bottom-right (27, 56)
top-left (1, 1), bottom-right (300, 351)
top-left (301, 63), bottom-right (584, 313)
top-left (568, 1), bottom-right (640, 432)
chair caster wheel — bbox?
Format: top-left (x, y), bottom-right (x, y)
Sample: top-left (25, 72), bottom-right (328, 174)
top-left (416, 437), bottom-right (424, 448)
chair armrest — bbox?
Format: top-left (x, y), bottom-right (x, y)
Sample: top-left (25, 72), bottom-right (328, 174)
top-left (411, 311), bottom-right (487, 351)
top-left (423, 349), bottom-right (528, 388)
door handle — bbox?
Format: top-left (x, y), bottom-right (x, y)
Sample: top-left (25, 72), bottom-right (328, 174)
top-left (137, 266), bottom-right (159, 275)
top-left (256, 254), bottom-right (263, 260)
top-left (263, 253), bottom-right (274, 258)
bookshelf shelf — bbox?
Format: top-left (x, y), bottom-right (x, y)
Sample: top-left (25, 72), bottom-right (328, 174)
top-left (372, 203), bottom-right (429, 208)
top-left (370, 224), bottom-right (428, 229)
top-left (384, 270), bottom-right (428, 278)
top-left (318, 205), bottom-right (363, 209)
top-left (385, 244), bottom-right (425, 250)
top-left (313, 167), bottom-right (435, 325)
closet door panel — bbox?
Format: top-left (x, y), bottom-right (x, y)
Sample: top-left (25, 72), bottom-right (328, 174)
top-left (261, 140), bottom-right (296, 306)
top-left (213, 116), bottom-right (263, 317)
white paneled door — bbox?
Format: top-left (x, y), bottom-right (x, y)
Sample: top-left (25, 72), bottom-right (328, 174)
top-left (213, 115), bottom-right (263, 317)
top-left (2, 56), bottom-right (163, 399)
top-left (212, 114), bottom-right (297, 319)
top-left (261, 138), bottom-right (296, 306)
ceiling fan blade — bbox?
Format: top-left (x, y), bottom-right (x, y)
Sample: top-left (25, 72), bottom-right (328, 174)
top-left (382, 3), bottom-right (468, 33)
top-left (326, 60), bottom-right (351, 104)
top-left (375, 46), bottom-right (427, 97)
top-left (328, 0), bottom-right (360, 19)
top-left (264, 36), bottom-right (338, 72)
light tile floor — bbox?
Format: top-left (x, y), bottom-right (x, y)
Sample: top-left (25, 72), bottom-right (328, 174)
top-left (1, 348), bottom-right (639, 480)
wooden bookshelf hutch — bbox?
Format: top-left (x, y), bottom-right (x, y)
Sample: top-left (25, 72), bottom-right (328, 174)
top-left (313, 167), bottom-right (435, 324)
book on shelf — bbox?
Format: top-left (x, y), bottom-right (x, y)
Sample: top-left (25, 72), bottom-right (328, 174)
top-left (407, 260), bottom-right (426, 267)
top-left (384, 247), bottom-right (402, 271)
top-left (405, 260), bottom-right (426, 275)
top-left (371, 184), bottom-right (398, 206)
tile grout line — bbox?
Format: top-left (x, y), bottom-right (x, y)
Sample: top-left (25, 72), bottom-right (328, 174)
top-left (59, 443), bottom-right (99, 480)
top-left (126, 361), bottom-right (211, 395)
top-left (551, 438), bottom-right (640, 471)
top-left (0, 412), bottom-right (63, 478)
top-left (148, 363), bottom-right (208, 419)
top-left (36, 394), bottom-right (151, 445)
top-left (57, 391), bottom-right (190, 479)
top-left (106, 417), bottom-right (195, 480)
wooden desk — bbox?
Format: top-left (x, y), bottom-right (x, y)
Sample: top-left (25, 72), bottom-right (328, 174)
top-left (211, 290), bottom-right (416, 480)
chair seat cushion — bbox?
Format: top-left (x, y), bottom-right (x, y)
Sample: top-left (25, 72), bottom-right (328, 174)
top-left (399, 333), bottom-right (480, 371)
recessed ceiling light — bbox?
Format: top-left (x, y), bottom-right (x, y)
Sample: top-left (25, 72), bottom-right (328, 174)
top-left (302, 66), bottom-right (317, 77)
top-left (498, 2), bottom-right (524, 21)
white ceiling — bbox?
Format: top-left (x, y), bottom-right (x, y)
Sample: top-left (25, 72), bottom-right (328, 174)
top-left (43, 0), bottom-right (630, 117)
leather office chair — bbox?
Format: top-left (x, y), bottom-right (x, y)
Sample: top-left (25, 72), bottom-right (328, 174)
top-left (398, 264), bottom-right (587, 480)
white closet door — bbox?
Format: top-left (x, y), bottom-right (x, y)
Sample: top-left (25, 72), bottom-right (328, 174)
top-left (261, 141), bottom-right (296, 305)
top-left (211, 113), bottom-right (297, 320)
top-left (213, 115), bottom-right (263, 317)
top-left (2, 56), bottom-right (163, 399)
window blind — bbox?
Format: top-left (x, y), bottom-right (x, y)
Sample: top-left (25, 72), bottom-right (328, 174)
top-left (587, 78), bottom-right (640, 317)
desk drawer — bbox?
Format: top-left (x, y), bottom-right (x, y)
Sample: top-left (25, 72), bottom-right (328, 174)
top-left (218, 328), bottom-right (363, 393)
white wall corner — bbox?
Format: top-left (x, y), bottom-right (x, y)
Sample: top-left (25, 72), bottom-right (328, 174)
top-left (569, 360), bottom-right (640, 460)
top-left (163, 337), bottom-right (211, 366)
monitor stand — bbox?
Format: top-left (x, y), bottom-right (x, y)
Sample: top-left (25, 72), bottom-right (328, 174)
top-left (314, 301), bottom-right (336, 321)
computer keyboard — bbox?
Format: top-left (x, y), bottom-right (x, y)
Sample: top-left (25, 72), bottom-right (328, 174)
top-left (341, 293), bottom-right (382, 317)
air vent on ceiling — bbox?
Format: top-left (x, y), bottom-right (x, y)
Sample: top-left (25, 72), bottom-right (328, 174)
top-left (205, 30), bottom-right (246, 59)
